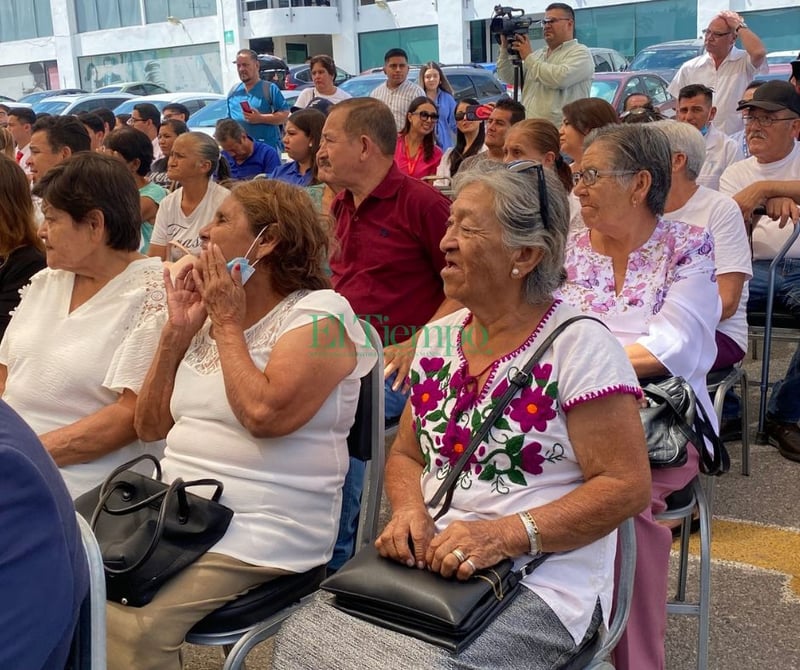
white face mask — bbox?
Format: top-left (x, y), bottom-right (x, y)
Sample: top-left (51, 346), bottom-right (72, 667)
top-left (226, 225), bottom-right (268, 285)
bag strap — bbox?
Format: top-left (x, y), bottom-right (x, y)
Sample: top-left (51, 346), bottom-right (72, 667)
top-left (428, 314), bottom-right (604, 520)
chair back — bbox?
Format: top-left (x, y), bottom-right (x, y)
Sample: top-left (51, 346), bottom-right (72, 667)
top-left (70, 513), bottom-right (107, 670)
top-left (350, 319), bottom-right (386, 552)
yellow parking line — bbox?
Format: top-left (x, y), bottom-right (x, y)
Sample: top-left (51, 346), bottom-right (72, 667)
top-left (681, 519), bottom-right (800, 598)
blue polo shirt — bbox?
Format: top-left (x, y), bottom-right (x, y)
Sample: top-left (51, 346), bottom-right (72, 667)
top-left (223, 138), bottom-right (281, 180)
top-left (269, 161), bottom-right (313, 186)
top-left (227, 81), bottom-right (290, 150)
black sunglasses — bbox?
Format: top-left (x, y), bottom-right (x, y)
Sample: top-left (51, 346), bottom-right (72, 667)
top-left (505, 160), bottom-right (550, 230)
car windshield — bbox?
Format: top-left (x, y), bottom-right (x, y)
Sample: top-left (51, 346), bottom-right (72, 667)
top-left (590, 80), bottom-right (619, 103)
top-left (630, 48), bottom-right (700, 70)
top-left (339, 76), bottom-right (385, 98)
top-left (18, 91), bottom-right (52, 105)
top-left (113, 99), bottom-right (168, 115)
top-left (33, 99), bottom-right (71, 114)
top-left (188, 99), bottom-right (228, 128)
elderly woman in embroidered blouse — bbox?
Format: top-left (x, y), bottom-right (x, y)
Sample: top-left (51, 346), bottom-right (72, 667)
top-left (558, 123), bottom-right (721, 670)
top-left (0, 152), bottom-right (167, 498)
top-left (273, 164), bottom-right (651, 670)
top-left (107, 179), bottom-right (375, 670)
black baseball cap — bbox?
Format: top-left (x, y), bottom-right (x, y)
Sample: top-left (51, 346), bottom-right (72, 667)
top-left (736, 80), bottom-right (800, 115)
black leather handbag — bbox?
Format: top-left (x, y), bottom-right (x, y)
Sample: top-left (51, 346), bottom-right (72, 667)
top-left (74, 454), bottom-right (234, 607)
top-left (640, 376), bottom-right (730, 476)
top-left (321, 316), bottom-right (598, 652)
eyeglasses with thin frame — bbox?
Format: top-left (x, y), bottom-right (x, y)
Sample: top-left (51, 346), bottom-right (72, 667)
top-left (540, 17), bottom-right (571, 25)
top-left (742, 114), bottom-right (798, 128)
top-left (505, 160), bottom-right (550, 230)
top-left (412, 111), bottom-right (440, 121)
top-left (701, 29), bottom-right (732, 38)
top-left (572, 168), bottom-right (638, 187)
top-left (127, 116), bottom-right (144, 125)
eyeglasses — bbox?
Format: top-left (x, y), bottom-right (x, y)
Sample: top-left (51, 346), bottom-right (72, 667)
top-left (742, 115), bottom-right (798, 127)
top-left (127, 116), bottom-right (144, 125)
top-left (572, 168), bottom-right (638, 187)
top-left (412, 111), bottom-right (440, 121)
top-left (701, 29), bottom-right (732, 38)
top-left (540, 17), bottom-right (571, 25)
top-left (454, 111), bottom-right (468, 121)
top-left (505, 160), bottom-right (550, 230)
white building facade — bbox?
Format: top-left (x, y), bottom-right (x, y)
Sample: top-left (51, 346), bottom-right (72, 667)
top-left (0, 0), bottom-right (797, 99)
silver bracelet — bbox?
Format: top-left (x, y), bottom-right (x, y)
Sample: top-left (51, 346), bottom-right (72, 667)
top-left (518, 511), bottom-right (542, 556)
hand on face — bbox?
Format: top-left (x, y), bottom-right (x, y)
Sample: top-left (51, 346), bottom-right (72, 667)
top-left (193, 243), bottom-right (247, 329)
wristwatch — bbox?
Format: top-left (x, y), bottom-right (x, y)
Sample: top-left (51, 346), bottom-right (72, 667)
top-left (736, 22), bottom-right (748, 34)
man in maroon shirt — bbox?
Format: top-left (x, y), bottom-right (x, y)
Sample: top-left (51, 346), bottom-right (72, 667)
top-left (317, 97), bottom-right (459, 569)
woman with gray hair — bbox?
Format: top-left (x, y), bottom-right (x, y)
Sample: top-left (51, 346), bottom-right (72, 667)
top-left (559, 123), bottom-right (722, 670)
top-left (274, 162), bottom-right (651, 669)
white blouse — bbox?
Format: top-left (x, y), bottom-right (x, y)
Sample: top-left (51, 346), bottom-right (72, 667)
top-left (0, 258), bottom-right (168, 497)
top-left (161, 289), bottom-right (377, 571)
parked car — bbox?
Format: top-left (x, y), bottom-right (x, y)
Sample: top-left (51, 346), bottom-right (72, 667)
top-left (339, 65), bottom-right (508, 104)
top-left (591, 71), bottom-right (676, 117)
top-left (0, 94), bottom-right (16, 103)
top-left (629, 39), bottom-right (705, 83)
top-left (18, 89), bottom-right (87, 105)
top-left (589, 47), bottom-right (629, 72)
top-left (257, 54), bottom-right (291, 89)
top-left (766, 51), bottom-right (799, 66)
top-left (112, 92), bottom-right (224, 117)
top-left (96, 81), bottom-right (170, 96)
top-left (186, 89), bottom-right (301, 137)
top-left (285, 63), bottom-right (353, 90)
top-left (32, 93), bottom-right (136, 116)
top-left (754, 63), bottom-right (793, 83)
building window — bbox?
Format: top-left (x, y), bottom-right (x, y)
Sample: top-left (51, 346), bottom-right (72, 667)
top-left (741, 8), bottom-right (800, 53)
top-left (358, 26), bottom-right (439, 71)
top-left (78, 44), bottom-right (224, 94)
top-left (574, 0), bottom-right (697, 60)
top-left (145, 0), bottom-right (217, 22)
top-left (0, 0), bottom-right (53, 41)
top-left (76, 0), bottom-right (142, 32)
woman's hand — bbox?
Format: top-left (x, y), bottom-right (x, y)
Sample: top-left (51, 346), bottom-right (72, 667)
top-left (194, 243), bottom-right (246, 328)
top-left (375, 504), bottom-right (435, 569)
top-left (163, 264), bottom-right (206, 334)
top-left (426, 518), bottom-right (517, 581)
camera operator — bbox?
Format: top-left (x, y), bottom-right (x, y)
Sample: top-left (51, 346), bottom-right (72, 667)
top-left (496, 2), bottom-right (593, 126)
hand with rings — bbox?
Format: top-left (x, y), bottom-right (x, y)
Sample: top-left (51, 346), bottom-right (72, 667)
top-left (427, 519), bottom-right (515, 580)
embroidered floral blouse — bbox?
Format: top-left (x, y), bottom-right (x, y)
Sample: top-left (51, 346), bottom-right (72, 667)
top-left (558, 217), bottom-right (721, 424)
top-left (409, 300), bottom-right (641, 644)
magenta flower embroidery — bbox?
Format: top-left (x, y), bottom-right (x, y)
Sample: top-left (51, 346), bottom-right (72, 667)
top-left (441, 423), bottom-right (474, 467)
top-left (410, 378), bottom-right (444, 416)
top-left (508, 384), bottom-right (556, 432)
top-left (520, 442), bottom-right (545, 475)
top-left (420, 357), bottom-right (445, 374)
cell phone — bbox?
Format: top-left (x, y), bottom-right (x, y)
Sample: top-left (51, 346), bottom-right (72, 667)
top-left (465, 104), bottom-right (493, 121)
top-left (240, 101), bottom-right (253, 114)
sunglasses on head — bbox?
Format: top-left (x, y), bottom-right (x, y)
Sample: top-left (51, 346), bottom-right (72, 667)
top-left (505, 160), bottom-right (550, 230)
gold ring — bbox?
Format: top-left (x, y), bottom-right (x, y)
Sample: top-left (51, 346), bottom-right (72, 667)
top-left (451, 548), bottom-right (467, 563)
top-left (465, 558), bottom-right (478, 572)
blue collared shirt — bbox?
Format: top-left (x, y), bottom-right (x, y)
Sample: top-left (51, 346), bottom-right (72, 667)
top-left (223, 138), bottom-right (281, 180)
top-left (269, 161), bottom-right (313, 186)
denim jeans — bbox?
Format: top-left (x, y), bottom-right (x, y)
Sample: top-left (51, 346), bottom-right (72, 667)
top-left (748, 259), bottom-right (800, 423)
top-left (328, 373), bottom-right (409, 571)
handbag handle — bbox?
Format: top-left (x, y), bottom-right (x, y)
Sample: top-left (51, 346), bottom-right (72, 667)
top-left (428, 315), bottom-right (604, 521)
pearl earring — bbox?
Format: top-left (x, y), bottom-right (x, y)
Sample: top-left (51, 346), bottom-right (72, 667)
top-left (511, 268), bottom-right (521, 278)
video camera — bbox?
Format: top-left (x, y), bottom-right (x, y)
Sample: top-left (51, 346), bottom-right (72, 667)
top-left (490, 5), bottom-right (534, 53)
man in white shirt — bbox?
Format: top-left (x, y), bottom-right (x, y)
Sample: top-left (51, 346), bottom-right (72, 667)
top-left (128, 102), bottom-right (163, 160)
top-left (719, 81), bottom-right (800, 461)
top-left (729, 80), bottom-right (764, 159)
top-left (656, 119), bottom-right (751, 372)
top-left (369, 48), bottom-right (425, 131)
top-left (496, 2), bottom-right (593, 126)
top-left (676, 83), bottom-right (743, 190)
top-left (669, 10), bottom-right (767, 136)
top-left (7, 107), bottom-right (36, 177)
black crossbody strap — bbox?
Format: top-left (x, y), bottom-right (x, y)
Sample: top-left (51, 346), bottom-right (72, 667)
top-left (429, 315), bottom-right (605, 520)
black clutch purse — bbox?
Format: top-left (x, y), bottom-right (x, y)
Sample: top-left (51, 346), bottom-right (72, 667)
top-left (74, 454), bottom-right (234, 607)
top-left (322, 546), bottom-right (545, 652)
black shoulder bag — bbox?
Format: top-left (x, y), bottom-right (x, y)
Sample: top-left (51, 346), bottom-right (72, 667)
top-left (321, 315), bottom-right (601, 652)
top-left (74, 454), bottom-right (234, 607)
